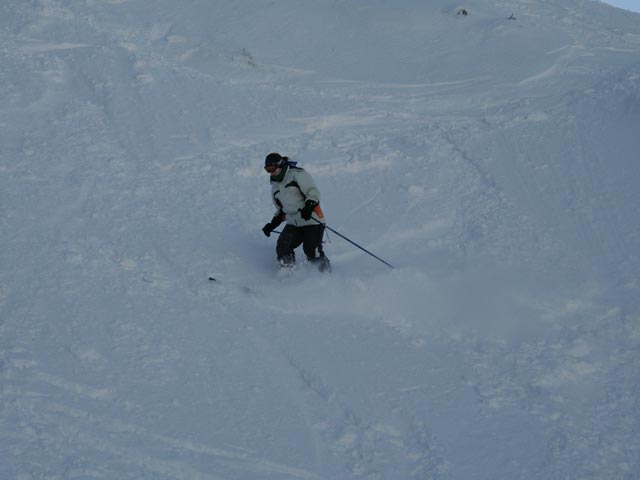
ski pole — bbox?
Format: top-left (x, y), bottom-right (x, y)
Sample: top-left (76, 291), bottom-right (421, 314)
top-left (311, 218), bottom-right (394, 269)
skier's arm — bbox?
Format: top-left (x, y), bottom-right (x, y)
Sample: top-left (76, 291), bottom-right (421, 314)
top-left (295, 170), bottom-right (321, 204)
top-left (270, 209), bottom-right (285, 226)
top-left (263, 209), bottom-right (285, 237)
top-left (271, 189), bottom-right (284, 218)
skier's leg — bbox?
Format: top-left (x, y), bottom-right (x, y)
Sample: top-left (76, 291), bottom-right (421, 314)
top-left (276, 225), bottom-right (303, 266)
top-left (303, 225), bottom-right (331, 271)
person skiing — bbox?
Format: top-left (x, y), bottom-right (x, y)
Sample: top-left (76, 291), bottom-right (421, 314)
top-left (261, 152), bottom-right (331, 271)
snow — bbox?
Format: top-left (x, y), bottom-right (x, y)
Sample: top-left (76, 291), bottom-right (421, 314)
top-left (602, 0), bottom-right (640, 13)
top-left (1, 0), bottom-right (639, 479)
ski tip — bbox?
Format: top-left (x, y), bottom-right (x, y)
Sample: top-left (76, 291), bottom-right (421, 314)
top-left (208, 277), bottom-right (217, 282)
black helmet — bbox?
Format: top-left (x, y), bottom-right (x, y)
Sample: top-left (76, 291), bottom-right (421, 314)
top-left (265, 152), bottom-right (285, 167)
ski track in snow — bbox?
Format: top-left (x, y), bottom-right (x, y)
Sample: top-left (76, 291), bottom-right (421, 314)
top-left (2, 0), bottom-right (640, 479)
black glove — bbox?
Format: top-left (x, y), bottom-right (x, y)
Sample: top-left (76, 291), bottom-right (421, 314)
top-left (300, 200), bottom-right (318, 221)
top-left (262, 223), bottom-right (274, 237)
top-left (263, 211), bottom-right (285, 237)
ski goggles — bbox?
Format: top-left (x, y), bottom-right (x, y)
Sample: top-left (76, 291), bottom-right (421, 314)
top-left (264, 164), bottom-right (279, 173)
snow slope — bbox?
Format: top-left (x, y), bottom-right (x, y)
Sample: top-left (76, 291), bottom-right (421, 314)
top-left (1, 0), bottom-right (639, 479)
top-left (603, 0), bottom-right (640, 14)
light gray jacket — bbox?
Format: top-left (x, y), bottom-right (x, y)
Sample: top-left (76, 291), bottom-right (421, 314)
top-left (270, 165), bottom-right (325, 226)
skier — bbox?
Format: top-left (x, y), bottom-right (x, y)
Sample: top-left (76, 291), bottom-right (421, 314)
top-left (261, 152), bottom-right (331, 271)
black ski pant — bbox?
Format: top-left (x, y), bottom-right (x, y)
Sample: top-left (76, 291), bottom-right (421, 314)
top-left (276, 224), bottom-right (325, 262)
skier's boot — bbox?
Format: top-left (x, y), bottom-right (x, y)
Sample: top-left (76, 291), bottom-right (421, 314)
top-left (309, 255), bottom-right (331, 273)
top-left (278, 253), bottom-right (296, 269)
